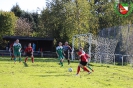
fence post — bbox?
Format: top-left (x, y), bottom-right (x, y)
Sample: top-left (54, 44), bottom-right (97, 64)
top-left (41, 52), bottom-right (43, 57)
top-left (71, 36), bottom-right (75, 61)
top-left (130, 55), bottom-right (133, 67)
top-left (122, 56), bottom-right (123, 66)
top-left (114, 55), bottom-right (115, 65)
top-left (100, 54), bottom-right (102, 64)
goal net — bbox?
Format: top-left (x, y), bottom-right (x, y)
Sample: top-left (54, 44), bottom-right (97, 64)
top-left (71, 33), bottom-right (118, 64)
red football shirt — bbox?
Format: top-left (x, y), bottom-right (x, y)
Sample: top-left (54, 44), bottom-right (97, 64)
top-left (10, 43), bottom-right (13, 51)
top-left (78, 51), bottom-right (89, 62)
top-left (25, 47), bottom-right (33, 53)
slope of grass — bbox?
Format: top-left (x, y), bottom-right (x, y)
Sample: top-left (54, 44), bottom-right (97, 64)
top-left (0, 57), bottom-right (133, 88)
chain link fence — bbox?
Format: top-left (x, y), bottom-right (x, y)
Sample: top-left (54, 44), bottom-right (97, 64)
top-left (98, 24), bottom-right (133, 65)
top-left (72, 24), bottom-right (133, 66)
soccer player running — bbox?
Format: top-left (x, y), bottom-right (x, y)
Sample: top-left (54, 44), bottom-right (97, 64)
top-left (63, 42), bottom-right (72, 65)
top-left (24, 43), bottom-right (34, 63)
top-left (56, 42), bottom-right (65, 67)
top-left (78, 47), bottom-right (94, 72)
top-left (76, 47), bottom-right (91, 75)
top-left (13, 39), bottom-right (22, 63)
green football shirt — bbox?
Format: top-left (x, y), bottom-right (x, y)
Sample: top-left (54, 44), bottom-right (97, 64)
top-left (13, 43), bottom-right (22, 52)
top-left (56, 46), bottom-right (63, 56)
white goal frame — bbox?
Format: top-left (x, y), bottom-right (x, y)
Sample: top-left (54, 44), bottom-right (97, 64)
top-left (71, 33), bottom-right (92, 60)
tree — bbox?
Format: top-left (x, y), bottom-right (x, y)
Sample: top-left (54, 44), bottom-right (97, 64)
top-left (0, 11), bottom-right (17, 48)
top-left (40, 0), bottom-right (95, 43)
top-left (14, 18), bottom-right (33, 36)
top-left (11, 4), bottom-right (39, 31)
top-left (11, 3), bottom-right (22, 17)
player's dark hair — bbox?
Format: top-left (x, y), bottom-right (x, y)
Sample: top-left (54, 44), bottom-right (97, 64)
top-left (79, 47), bottom-right (83, 50)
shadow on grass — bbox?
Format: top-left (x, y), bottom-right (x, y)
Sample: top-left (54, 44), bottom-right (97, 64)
top-left (35, 58), bottom-right (59, 62)
top-left (94, 64), bottom-right (110, 68)
top-left (96, 80), bottom-right (111, 86)
top-left (31, 74), bottom-right (71, 77)
top-left (23, 62), bottom-right (28, 67)
top-left (0, 57), bottom-right (11, 61)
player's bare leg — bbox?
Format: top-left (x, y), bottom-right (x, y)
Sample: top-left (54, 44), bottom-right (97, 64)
top-left (19, 53), bottom-right (22, 63)
top-left (25, 56), bottom-right (28, 63)
top-left (60, 59), bottom-right (64, 67)
top-left (14, 55), bottom-right (16, 64)
top-left (19, 56), bottom-right (21, 63)
top-left (77, 64), bottom-right (91, 75)
top-left (80, 65), bottom-right (91, 74)
top-left (87, 65), bottom-right (94, 72)
top-left (76, 64), bottom-right (81, 75)
top-left (67, 59), bottom-right (70, 65)
top-left (11, 54), bottom-right (14, 60)
top-left (31, 55), bottom-right (34, 63)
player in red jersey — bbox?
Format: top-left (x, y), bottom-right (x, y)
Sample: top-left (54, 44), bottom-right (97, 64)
top-left (24, 43), bottom-right (34, 63)
top-left (76, 47), bottom-right (91, 75)
top-left (9, 42), bottom-right (15, 60)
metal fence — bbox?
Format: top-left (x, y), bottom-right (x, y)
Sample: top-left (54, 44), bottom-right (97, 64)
top-left (72, 24), bottom-right (133, 66)
top-left (97, 24), bottom-right (133, 65)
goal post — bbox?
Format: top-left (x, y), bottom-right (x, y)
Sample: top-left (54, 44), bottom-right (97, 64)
top-left (71, 33), bottom-right (118, 64)
top-left (71, 33), bottom-right (93, 61)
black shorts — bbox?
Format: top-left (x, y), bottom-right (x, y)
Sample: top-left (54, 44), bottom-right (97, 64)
top-left (64, 51), bottom-right (71, 59)
top-left (26, 53), bottom-right (32, 57)
top-left (11, 50), bottom-right (13, 53)
top-left (80, 61), bottom-right (87, 66)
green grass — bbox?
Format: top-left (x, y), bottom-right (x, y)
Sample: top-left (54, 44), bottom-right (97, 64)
top-left (0, 57), bottom-right (133, 88)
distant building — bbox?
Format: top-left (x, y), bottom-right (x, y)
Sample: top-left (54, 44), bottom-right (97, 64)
top-left (3, 36), bottom-right (54, 52)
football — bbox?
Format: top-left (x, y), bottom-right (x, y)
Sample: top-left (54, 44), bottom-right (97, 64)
top-left (68, 68), bottom-right (73, 72)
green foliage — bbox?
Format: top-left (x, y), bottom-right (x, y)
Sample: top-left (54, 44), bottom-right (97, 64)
top-left (0, 11), bottom-right (17, 48)
top-left (39, 0), bottom-right (96, 44)
top-left (11, 4), bottom-right (39, 31)
top-left (1, 0), bottom-right (133, 48)
top-left (11, 3), bottom-right (22, 17)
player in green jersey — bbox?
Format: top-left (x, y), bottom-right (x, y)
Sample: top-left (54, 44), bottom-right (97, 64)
top-left (56, 42), bottom-right (65, 67)
top-left (13, 39), bottom-right (22, 63)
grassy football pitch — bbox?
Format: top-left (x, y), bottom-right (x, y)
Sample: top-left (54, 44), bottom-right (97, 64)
top-left (0, 57), bottom-right (133, 88)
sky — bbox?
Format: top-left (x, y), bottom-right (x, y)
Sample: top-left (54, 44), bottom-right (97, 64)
top-left (0, 0), bottom-right (48, 13)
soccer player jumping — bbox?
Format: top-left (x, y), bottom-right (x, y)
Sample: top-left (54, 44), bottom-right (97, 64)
top-left (76, 47), bottom-right (91, 75)
top-left (56, 42), bottom-right (64, 67)
top-left (13, 39), bottom-right (22, 63)
top-left (24, 43), bottom-right (34, 63)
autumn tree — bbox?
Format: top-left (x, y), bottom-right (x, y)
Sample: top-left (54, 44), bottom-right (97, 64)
top-left (14, 18), bottom-right (33, 36)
